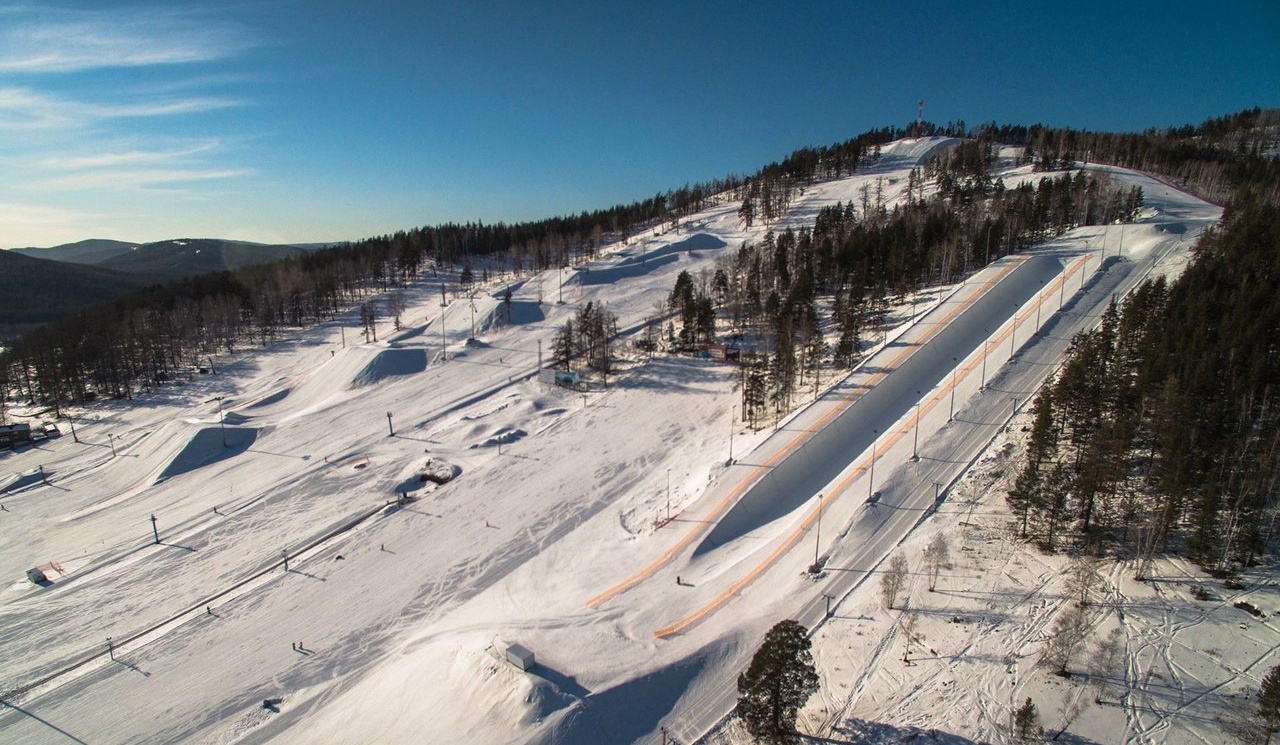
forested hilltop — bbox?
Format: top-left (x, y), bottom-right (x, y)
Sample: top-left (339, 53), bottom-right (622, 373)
top-left (1, 110), bottom-right (1276, 453)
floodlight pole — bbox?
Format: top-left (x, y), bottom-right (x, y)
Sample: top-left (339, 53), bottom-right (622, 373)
top-left (68, 416), bottom-right (78, 443)
top-left (215, 396), bottom-right (227, 448)
top-left (1010, 307), bottom-right (1017, 357)
top-left (981, 339), bottom-right (991, 390)
top-left (948, 362), bottom-right (957, 422)
top-left (150, 513), bottom-right (159, 544)
top-left (109, 433), bottom-right (116, 457)
top-left (911, 400), bottom-right (920, 461)
top-left (812, 493), bottom-right (824, 570)
top-left (868, 431), bottom-right (877, 502)
top-left (386, 411), bottom-right (394, 437)
top-left (728, 405), bottom-right (735, 465)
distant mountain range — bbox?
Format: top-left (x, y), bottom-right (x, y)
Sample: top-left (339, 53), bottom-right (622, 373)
top-left (2, 238), bottom-right (324, 335)
top-left (12, 238), bottom-right (320, 278)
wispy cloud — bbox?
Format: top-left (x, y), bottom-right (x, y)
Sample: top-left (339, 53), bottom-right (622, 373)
top-left (0, 6), bottom-right (258, 73)
top-left (0, 86), bottom-right (242, 130)
top-left (39, 139), bottom-right (223, 169)
top-left (39, 166), bottom-right (254, 192)
top-left (0, 5), bottom-right (266, 245)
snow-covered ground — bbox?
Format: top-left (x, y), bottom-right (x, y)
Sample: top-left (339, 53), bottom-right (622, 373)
top-left (0, 138), bottom-right (1245, 745)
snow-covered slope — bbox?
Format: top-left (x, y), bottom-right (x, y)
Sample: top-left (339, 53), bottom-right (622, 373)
top-left (0, 139), bottom-right (1242, 745)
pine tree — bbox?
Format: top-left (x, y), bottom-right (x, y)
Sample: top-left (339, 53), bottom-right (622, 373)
top-left (1259, 664), bottom-right (1280, 745)
top-left (1013, 697), bottom-right (1043, 743)
top-left (736, 620), bottom-right (820, 744)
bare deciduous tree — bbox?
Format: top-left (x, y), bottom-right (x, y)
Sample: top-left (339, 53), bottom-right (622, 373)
top-left (881, 553), bottom-right (910, 610)
top-left (924, 533), bottom-right (950, 591)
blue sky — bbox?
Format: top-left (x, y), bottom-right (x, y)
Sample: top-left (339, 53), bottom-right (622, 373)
top-left (2, 1), bottom-right (1277, 248)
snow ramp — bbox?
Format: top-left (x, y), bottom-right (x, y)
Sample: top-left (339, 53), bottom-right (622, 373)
top-left (350, 348), bottom-right (428, 387)
top-left (155, 426), bottom-right (258, 483)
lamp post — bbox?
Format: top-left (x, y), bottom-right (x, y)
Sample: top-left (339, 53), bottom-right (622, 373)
top-left (727, 405), bottom-right (735, 465)
top-left (1035, 282), bottom-right (1044, 331)
top-left (1010, 307), bottom-right (1017, 357)
top-left (811, 492), bottom-right (824, 573)
top-left (911, 399), bottom-right (921, 462)
top-left (868, 430), bottom-right (878, 503)
top-left (440, 284), bottom-right (448, 361)
top-left (948, 360), bottom-right (957, 422)
top-left (981, 339), bottom-right (992, 390)
top-left (215, 396), bottom-right (227, 448)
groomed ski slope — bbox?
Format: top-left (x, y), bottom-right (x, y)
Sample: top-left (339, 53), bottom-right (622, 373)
top-left (0, 137), bottom-right (1250, 745)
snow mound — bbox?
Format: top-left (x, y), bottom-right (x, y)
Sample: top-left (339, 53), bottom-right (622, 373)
top-left (245, 388), bottom-right (290, 409)
top-left (472, 428), bottom-right (527, 449)
top-left (155, 426), bottom-right (258, 483)
top-left (350, 348), bottom-right (428, 387)
top-left (2, 469), bottom-right (47, 494)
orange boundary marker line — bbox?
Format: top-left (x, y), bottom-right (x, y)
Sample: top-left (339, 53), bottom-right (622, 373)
top-left (585, 257), bottom-right (1029, 610)
top-left (651, 252), bottom-right (1093, 637)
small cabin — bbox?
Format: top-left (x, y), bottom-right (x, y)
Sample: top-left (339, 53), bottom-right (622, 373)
top-left (553, 370), bottom-right (583, 390)
top-left (0, 423), bottom-right (32, 448)
top-left (697, 344), bottom-right (741, 362)
top-left (26, 567), bottom-right (47, 584)
top-left (504, 643), bottom-right (536, 671)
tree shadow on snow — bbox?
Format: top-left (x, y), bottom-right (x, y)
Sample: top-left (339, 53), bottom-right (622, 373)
top-left (823, 718), bottom-right (977, 744)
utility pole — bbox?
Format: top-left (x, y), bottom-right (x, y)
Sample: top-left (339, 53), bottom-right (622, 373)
top-left (868, 431), bottom-right (877, 502)
top-left (386, 411), bottom-right (394, 437)
top-left (1010, 308), bottom-right (1017, 358)
top-left (440, 284), bottom-right (448, 361)
top-left (107, 637), bottom-right (114, 661)
top-left (150, 514), bottom-right (159, 544)
top-left (811, 493), bottom-right (824, 572)
top-left (949, 362), bottom-right (957, 422)
top-left (911, 399), bottom-right (921, 461)
top-left (109, 433), bottom-right (116, 457)
top-left (727, 405), bottom-right (736, 466)
top-left (282, 549), bottom-right (289, 572)
top-left (1035, 282), bottom-right (1044, 331)
top-left (980, 339), bottom-right (991, 391)
top-left (215, 396), bottom-right (227, 448)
